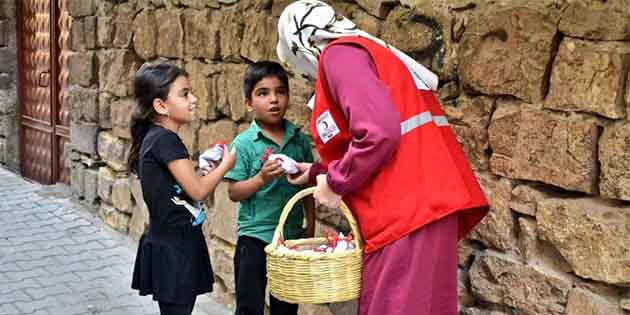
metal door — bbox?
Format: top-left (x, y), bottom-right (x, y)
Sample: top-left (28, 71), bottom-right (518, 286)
top-left (17, 0), bottom-right (71, 184)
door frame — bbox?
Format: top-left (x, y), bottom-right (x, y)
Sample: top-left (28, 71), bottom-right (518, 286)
top-left (16, 0), bottom-right (66, 184)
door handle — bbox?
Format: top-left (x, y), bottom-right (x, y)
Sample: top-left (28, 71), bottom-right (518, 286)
top-left (38, 71), bottom-right (50, 87)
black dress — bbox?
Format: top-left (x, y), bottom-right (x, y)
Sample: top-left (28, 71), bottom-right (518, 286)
top-left (131, 125), bottom-right (214, 305)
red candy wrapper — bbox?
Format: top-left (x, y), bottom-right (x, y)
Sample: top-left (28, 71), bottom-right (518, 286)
top-left (260, 147), bottom-right (274, 162)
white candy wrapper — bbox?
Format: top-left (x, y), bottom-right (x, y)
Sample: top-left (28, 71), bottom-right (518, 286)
top-left (268, 154), bottom-right (299, 174)
top-left (199, 143), bottom-right (224, 169)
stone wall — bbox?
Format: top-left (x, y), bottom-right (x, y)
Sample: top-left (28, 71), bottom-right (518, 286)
top-left (65, 0), bottom-right (630, 314)
top-left (0, 0), bottom-right (18, 171)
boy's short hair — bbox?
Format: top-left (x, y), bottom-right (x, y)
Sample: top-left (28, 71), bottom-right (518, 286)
top-left (243, 61), bottom-right (289, 100)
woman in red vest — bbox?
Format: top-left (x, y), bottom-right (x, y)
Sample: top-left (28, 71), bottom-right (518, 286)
top-left (277, 1), bottom-right (489, 314)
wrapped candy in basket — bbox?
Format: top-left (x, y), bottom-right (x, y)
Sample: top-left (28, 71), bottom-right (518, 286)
top-left (264, 187), bottom-right (363, 304)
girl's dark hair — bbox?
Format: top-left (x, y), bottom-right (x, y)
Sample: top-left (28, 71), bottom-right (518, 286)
top-left (127, 63), bottom-right (188, 175)
top-left (242, 61), bottom-right (289, 100)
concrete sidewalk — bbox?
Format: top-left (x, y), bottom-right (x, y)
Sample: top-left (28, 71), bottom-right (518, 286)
top-left (0, 167), bottom-right (231, 315)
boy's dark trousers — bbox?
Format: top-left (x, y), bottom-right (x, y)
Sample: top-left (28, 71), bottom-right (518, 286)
top-left (234, 236), bottom-right (299, 315)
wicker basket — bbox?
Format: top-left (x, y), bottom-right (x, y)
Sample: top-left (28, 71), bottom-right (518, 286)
top-left (264, 187), bottom-right (363, 304)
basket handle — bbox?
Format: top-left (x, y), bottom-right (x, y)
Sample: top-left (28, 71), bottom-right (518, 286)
top-left (271, 187), bottom-right (363, 251)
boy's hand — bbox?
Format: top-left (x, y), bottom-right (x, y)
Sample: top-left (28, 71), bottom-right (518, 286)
top-left (287, 163), bottom-right (312, 185)
top-left (257, 159), bottom-right (284, 184)
top-left (219, 147), bottom-right (237, 172)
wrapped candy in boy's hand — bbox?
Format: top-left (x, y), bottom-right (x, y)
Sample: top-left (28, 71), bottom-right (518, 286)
top-left (267, 154), bottom-right (299, 174)
top-left (199, 141), bottom-right (225, 169)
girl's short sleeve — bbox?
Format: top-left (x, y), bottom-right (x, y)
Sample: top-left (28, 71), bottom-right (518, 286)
top-left (152, 132), bottom-right (190, 165)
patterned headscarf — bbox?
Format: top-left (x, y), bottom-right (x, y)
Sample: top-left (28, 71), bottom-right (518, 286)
top-left (277, 0), bottom-right (439, 100)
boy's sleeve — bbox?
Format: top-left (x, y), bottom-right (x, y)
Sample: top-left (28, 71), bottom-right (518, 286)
top-left (224, 139), bottom-right (250, 181)
top-left (153, 132), bottom-right (190, 165)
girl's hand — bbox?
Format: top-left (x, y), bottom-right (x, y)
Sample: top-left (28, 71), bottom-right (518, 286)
top-left (257, 159), bottom-right (284, 184)
top-left (219, 147), bottom-right (237, 171)
top-left (199, 163), bottom-right (216, 176)
top-left (287, 162), bottom-right (312, 185)
top-left (314, 174), bottom-right (342, 209)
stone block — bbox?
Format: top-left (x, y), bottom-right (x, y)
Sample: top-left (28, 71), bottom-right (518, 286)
top-left (70, 17), bottom-right (97, 51)
top-left (349, 7), bottom-right (382, 37)
top-left (67, 85), bottom-right (98, 123)
top-left (113, 3), bottom-right (136, 48)
top-left (98, 92), bottom-right (114, 129)
top-left (538, 197), bottom-right (630, 285)
top-left (207, 239), bottom-right (235, 293)
top-left (177, 120), bottom-right (200, 156)
top-left (469, 172), bottom-right (515, 252)
top-left (458, 269), bottom-right (474, 307)
top-left (545, 39), bottom-right (630, 119)
top-left (70, 122), bottom-right (99, 155)
top-left (488, 101), bottom-right (599, 194)
top-left (70, 164), bottom-right (85, 197)
top-left (83, 168), bottom-right (99, 205)
top-left (129, 202), bottom-right (149, 241)
top-left (97, 131), bottom-right (130, 172)
top-left (215, 64), bottom-right (247, 121)
top-left (458, 240), bottom-right (478, 268)
top-left (0, 137), bottom-right (5, 164)
top-left (240, 13), bottom-right (276, 62)
top-left (98, 49), bottom-right (141, 97)
top-left (183, 9), bottom-right (219, 60)
top-left (156, 9), bottom-right (184, 58)
top-left (130, 175), bottom-right (145, 207)
top-left (133, 9), bottom-right (157, 60)
top-left (112, 177), bottom-right (133, 214)
top-left (98, 203), bottom-right (130, 234)
top-left (185, 60), bottom-right (220, 121)
top-left (67, 0), bottom-right (95, 17)
top-left (599, 122), bottom-right (630, 201)
top-left (0, 47), bottom-right (17, 74)
top-left (68, 52), bottom-right (96, 87)
top-left (0, 1), bottom-right (15, 19)
top-left (111, 98), bottom-right (135, 140)
top-left (355, 0), bottom-right (396, 18)
top-left (509, 183), bottom-right (550, 217)
top-left (381, 7), bottom-right (434, 56)
top-left (97, 16), bottom-right (114, 48)
top-left (566, 288), bottom-right (625, 315)
top-left (98, 166), bottom-right (116, 204)
top-left (443, 95), bottom-right (493, 171)
top-left (198, 120), bottom-right (238, 150)
top-left (559, 1), bottom-right (630, 41)
top-left (284, 75), bottom-right (313, 132)
top-left (0, 20), bottom-right (8, 47)
top-left (470, 253), bottom-right (572, 315)
top-left (459, 7), bottom-right (559, 103)
top-left (208, 182), bottom-right (238, 245)
top-left (463, 308), bottom-right (508, 315)
top-left (219, 9), bottom-right (244, 62)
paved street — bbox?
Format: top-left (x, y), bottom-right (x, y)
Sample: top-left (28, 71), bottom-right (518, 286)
top-left (0, 167), bottom-right (231, 315)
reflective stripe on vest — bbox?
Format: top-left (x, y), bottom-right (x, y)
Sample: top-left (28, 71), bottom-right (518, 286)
top-left (400, 111), bottom-right (449, 135)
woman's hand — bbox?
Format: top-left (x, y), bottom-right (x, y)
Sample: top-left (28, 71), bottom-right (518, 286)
top-left (287, 162), bottom-right (312, 185)
top-left (314, 174), bottom-right (342, 209)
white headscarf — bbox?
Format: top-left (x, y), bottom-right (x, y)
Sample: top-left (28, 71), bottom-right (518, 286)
top-left (277, 0), bottom-right (439, 109)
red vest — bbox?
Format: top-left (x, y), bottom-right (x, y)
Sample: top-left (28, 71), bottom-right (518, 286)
top-left (312, 36), bottom-right (489, 253)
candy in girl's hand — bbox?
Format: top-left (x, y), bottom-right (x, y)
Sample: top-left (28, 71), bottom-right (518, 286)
top-left (267, 154), bottom-right (299, 174)
top-left (199, 142), bottom-right (225, 168)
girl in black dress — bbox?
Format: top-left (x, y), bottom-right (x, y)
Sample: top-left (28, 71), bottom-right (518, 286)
top-left (129, 63), bottom-right (236, 315)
